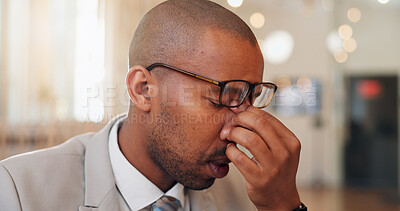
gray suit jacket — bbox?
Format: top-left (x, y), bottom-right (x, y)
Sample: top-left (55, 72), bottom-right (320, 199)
top-left (0, 115), bottom-right (257, 211)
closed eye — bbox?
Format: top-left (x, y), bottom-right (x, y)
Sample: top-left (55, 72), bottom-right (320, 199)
top-left (208, 99), bottom-right (224, 108)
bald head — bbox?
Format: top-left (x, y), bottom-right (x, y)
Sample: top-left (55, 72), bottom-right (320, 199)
top-left (128, 0), bottom-right (257, 69)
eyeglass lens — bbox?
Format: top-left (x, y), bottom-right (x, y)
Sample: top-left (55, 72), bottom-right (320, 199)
top-left (220, 82), bottom-right (275, 108)
top-left (252, 84), bottom-right (275, 108)
top-left (220, 81), bottom-right (250, 107)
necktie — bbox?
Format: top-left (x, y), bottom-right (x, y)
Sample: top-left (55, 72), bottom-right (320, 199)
top-left (150, 196), bottom-right (182, 211)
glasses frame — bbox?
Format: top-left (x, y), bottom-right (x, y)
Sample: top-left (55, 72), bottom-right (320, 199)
top-left (146, 63), bottom-right (278, 108)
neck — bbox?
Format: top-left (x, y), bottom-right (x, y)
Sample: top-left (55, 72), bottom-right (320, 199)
top-left (118, 113), bottom-right (177, 192)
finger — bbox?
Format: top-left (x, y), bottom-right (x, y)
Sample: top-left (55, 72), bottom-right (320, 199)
top-left (247, 106), bottom-right (296, 139)
top-left (232, 111), bottom-right (289, 157)
top-left (225, 143), bottom-right (259, 184)
top-left (227, 127), bottom-right (273, 166)
top-left (244, 107), bottom-right (301, 153)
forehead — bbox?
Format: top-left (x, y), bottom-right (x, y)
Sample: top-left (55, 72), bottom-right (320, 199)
top-left (178, 29), bottom-right (264, 83)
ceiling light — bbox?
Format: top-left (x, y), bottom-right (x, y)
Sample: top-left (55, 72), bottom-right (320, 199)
top-left (377, 0), bottom-right (390, 5)
top-left (227, 0), bottom-right (243, 8)
top-left (262, 30), bottom-right (295, 65)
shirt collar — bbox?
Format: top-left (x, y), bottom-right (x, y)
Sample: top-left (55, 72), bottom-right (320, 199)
top-left (108, 117), bottom-right (186, 210)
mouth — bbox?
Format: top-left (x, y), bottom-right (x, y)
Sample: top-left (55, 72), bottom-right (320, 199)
top-left (207, 157), bottom-right (231, 178)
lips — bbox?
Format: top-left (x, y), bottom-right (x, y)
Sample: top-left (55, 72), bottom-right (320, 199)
top-left (207, 157), bottom-right (231, 178)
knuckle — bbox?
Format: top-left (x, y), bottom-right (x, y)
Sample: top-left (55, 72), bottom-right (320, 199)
top-left (242, 133), bottom-right (259, 148)
top-left (282, 149), bottom-right (290, 158)
top-left (262, 112), bottom-right (273, 120)
top-left (259, 168), bottom-right (269, 179)
top-left (236, 154), bottom-right (248, 165)
top-left (258, 178), bottom-right (269, 187)
top-left (294, 140), bottom-right (301, 151)
top-left (280, 150), bottom-right (290, 163)
top-left (269, 166), bottom-right (280, 178)
top-left (255, 115), bottom-right (268, 126)
top-left (289, 138), bottom-right (301, 152)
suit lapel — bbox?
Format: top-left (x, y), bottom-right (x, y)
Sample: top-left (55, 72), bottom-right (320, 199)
top-left (80, 113), bottom-right (223, 211)
top-left (81, 114), bottom-right (128, 210)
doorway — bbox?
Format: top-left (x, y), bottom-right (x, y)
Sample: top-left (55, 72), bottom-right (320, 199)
top-left (345, 75), bottom-right (398, 188)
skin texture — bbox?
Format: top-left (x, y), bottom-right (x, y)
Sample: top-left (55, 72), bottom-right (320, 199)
top-left (119, 1), bottom-right (302, 210)
top-left (128, 0), bottom-right (257, 69)
top-left (121, 29), bottom-right (262, 190)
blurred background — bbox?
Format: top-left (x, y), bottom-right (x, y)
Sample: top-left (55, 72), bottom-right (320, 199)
top-left (1, 0), bottom-right (399, 210)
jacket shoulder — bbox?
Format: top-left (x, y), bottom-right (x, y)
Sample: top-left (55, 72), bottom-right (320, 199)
top-left (0, 164), bottom-right (22, 210)
top-left (1, 132), bottom-right (95, 168)
top-left (0, 132), bottom-right (96, 210)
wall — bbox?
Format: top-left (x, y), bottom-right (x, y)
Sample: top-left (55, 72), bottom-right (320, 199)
top-left (223, 0), bottom-right (339, 187)
top-left (104, 0), bottom-right (400, 188)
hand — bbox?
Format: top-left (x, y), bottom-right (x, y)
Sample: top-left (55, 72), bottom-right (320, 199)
top-left (225, 106), bottom-right (301, 211)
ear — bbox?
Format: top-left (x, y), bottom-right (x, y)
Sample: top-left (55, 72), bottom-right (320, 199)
top-left (125, 65), bottom-right (155, 112)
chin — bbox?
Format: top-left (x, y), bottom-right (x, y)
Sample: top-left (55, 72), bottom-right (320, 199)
top-left (182, 178), bottom-right (216, 190)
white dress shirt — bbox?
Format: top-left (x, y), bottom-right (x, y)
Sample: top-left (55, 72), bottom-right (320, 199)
top-left (108, 117), bottom-right (188, 211)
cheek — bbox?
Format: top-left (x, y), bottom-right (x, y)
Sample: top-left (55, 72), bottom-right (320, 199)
top-left (178, 84), bottom-right (202, 107)
top-left (175, 109), bottom-right (227, 150)
top-left (163, 82), bottom-right (217, 108)
top-left (175, 107), bottom-right (225, 129)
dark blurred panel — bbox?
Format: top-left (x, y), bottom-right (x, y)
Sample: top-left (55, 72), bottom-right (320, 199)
top-left (345, 76), bottom-right (398, 188)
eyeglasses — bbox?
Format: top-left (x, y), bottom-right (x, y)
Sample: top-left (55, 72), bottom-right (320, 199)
top-left (146, 63), bottom-right (277, 108)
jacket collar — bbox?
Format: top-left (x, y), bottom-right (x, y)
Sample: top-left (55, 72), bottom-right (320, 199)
top-left (82, 113), bottom-right (127, 208)
top-left (80, 113), bottom-right (217, 211)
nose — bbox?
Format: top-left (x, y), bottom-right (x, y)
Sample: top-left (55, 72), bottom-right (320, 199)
top-left (219, 119), bottom-right (234, 142)
top-left (219, 99), bottom-right (250, 141)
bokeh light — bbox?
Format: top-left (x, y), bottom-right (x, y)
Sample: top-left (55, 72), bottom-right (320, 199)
top-left (262, 30), bottom-right (295, 65)
top-left (338, 24), bottom-right (353, 40)
top-left (297, 77), bottom-right (312, 92)
top-left (334, 50), bottom-right (349, 63)
top-left (347, 8), bottom-right (361, 23)
top-left (343, 38), bottom-right (357, 53)
top-left (377, 0), bottom-right (390, 5)
top-left (250, 12), bottom-right (265, 29)
top-left (227, 0), bottom-right (243, 8)
top-left (326, 31), bottom-right (343, 55)
top-left (276, 75), bottom-right (292, 89)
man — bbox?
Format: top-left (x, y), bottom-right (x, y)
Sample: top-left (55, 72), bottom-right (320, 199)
top-left (0, 0), bottom-right (306, 210)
